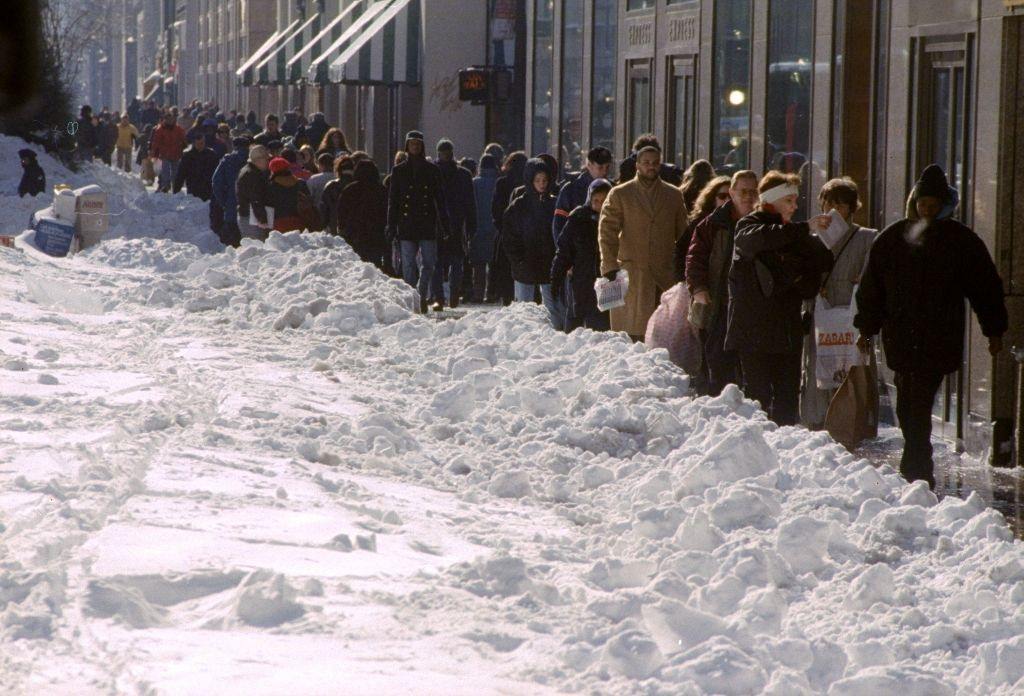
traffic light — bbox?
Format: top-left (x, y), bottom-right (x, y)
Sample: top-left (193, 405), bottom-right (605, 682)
top-left (458, 67), bottom-right (512, 105)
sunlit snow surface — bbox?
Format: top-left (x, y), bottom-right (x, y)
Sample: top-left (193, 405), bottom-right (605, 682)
top-left (2, 138), bottom-right (1024, 695)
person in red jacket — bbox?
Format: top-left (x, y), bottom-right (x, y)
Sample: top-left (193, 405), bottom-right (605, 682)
top-left (149, 112), bottom-right (188, 193)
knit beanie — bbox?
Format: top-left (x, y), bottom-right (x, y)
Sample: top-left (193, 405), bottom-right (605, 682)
top-left (916, 164), bottom-right (949, 200)
top-left (268, 157), bottom-right (290, 175)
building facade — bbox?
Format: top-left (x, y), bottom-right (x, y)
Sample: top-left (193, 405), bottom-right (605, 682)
top-left (524, 0), bottom-right (1024, 465)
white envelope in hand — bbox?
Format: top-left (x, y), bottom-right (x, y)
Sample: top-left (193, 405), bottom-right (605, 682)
top-left (818, 209), bottom-right (848, 249)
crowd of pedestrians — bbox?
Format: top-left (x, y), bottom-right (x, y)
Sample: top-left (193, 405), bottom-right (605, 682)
top-left (71, 98), bottom-right (1009, 489)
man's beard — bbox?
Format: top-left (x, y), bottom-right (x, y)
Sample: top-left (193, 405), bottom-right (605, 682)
top-left (638, 170), bottom-right (658, 182)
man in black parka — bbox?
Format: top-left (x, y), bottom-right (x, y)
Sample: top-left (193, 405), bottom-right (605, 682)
top-left (18, 149), bottom-right (45, 197)
top-left (855, 164), bottom-right (1007, 489)
top-left (386, 130), bottom-right (450, 314)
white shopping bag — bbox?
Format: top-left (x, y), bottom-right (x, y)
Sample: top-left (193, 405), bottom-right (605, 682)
top-left (814, 294), bottom-right (862, 390)
top-left (594, 269), bottom-right (629, 312)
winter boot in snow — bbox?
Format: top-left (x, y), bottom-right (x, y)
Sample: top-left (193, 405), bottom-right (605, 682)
top-left (431, 299), bottom-right (444, 312)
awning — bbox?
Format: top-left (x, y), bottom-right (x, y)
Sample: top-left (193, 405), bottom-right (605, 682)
top-left (236, 20), bottom-right (300, 86)
top-left (287, 0), bottom-right (366, 84)
top-left (256, 13), bottom-right (322, 85)
top-left (328, 0), bottom-right (421, 85)
top-left (307, 0), bottom-right (395, 84)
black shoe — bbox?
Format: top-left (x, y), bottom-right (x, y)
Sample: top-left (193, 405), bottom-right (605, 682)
top-left (449, 295), bottom-right (459, 309)
top-left (419, 297), bottom-right (428, 314)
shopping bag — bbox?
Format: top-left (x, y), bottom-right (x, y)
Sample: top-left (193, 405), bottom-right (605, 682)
top-left (814, 295), bottom-right (862, 390)
top-left (824, 363), bottom-right (879, 450)
top-left (645, 283), bottom-right (702, 376)
top-left (594, 269), bottom-right (629, 312)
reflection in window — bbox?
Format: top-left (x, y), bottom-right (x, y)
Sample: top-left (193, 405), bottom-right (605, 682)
top-left (560, 0), bottom-right (584, 174)
top-left (765, 0), bottom-right (812, 176)
top-left (711, 0), bottom-right (752, 174)
top-left (627, 61), bottom-right (652, 148)
top-left (531, 0), bottom-right (553, 155)
top-left (591, 0), bottom-right (617, 154)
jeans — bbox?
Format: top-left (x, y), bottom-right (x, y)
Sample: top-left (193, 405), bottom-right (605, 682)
top-left (739, 350), bottom-right (802, 426)
top-left (401, 240), bottom-right (438, 304)
top-left (116, 147), bottom-right (132, 172)
top-left (157, 158), bottom-right (179, 192)
top-left (894, 371), bottom-right (945, 487)
top-left (514, 281), bottom-right (561, 330)
top-left (471, 262), bottom-right (488, 302)
top-left (432, 247), bottom-right (465, 304)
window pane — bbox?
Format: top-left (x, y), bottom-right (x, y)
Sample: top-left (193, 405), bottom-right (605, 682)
top-left (627, 0), bottom-right (655, 9)
top-left (765, 0), bottom-right (812, 176)
top-left (953, 66), bottom-right (965, 195)
top-left (560, 0), bottom-right (584, 175)
top-left (532, 0), bottom-right (553, 154)
top-left (628, 63), bottom-right (652, 145)
top-left (711, 0), bottom-right (752, 174)
top-left (668, 62), bottom-right (695, 168)
top-left (591, 0), bottom-right (617, 153)
top-left (931, 69), bottom-right (951, 173)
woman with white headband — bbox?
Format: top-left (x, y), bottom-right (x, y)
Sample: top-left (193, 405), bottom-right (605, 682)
top-left (723, 171), bottom-right (833, 426)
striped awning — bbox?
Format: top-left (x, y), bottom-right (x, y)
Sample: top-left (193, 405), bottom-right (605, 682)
top-left (307, 0), bottom-right (395, 84)
top-left (256, 13), bottom-right (322, 85)
top-left (327, 0), bottom-right (421, 85)
top-left (287, 1), bottom-right (367, 85)
top-left (235, 20), bottom-right (300, 86)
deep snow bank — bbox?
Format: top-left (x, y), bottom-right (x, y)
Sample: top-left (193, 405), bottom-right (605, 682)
top-left (0, 134), bottom-right (217, 252)
top-left (73, 233), bottom-right (1024, 695)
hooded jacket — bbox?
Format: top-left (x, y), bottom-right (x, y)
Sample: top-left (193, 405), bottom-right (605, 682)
top-left (471, 163), bottom-right (500, 263)
top-left (502, 159), bottom-right (557, 285)
top-left (385, 135), bottom-right (450, 242)
top-left (337, 160), bottom-right (388, 263)
top-left (855, 175), bottom-right (1007, 374)
top-left (725, 209), bottom-right (834, 354)
top-left (551, 201), bottom-right (603, 317)
top-left (267, 171), bottom-right (310, 232)
top-left (18, 150), bottom-right (45, 197)
top-left (212, 144), bottom-right (250, 220)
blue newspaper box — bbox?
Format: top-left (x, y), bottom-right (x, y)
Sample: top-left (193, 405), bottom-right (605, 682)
top-left (32, 215), bottom-right (77, 257)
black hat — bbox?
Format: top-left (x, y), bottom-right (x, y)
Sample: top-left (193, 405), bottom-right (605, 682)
top-left (18, 148), bottom-right (37, 159)
top-left (479, 153), bottom-right (498, 171)
top-left (916, 164), bottom-right (949, 200)
top-left (405, 130), bottom-right (424, 143)
top-left (436, 138), bottom-right (454, 152)
top-left (232, 135), bottom-right (252, 148)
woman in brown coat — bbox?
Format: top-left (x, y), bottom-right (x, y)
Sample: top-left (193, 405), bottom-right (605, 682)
top-left (598, 147), bottom-right (689, 339)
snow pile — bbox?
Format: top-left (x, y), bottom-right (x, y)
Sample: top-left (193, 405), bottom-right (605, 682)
top-left (0, 134), bottom-right (215, 252)
top-left (83, 231), bottom-right (418, 331)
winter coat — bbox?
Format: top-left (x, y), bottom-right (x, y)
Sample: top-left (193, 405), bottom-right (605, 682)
top-left (76, 117), bottom-right (97, 149)
top-left (321, 173), bottom-right (353, 236)
top-left (266, 174), bottom-right (311, 232)
top-left (18, 157), bottom-right (45, 197)
top-left (724, 210), bottom-right (834, 355)
top-left (684, 200), bottom-right (740, 328)
top-left (552, 170), bottom-right (593, 240)
top-left (115, 123), bottom-right (139, 150)
top-left (471, 168), bottom-right (499, 263)
top-left (281, 113), bottom-right (301, 137)
top-left (149, 122), bottom-right (187, 161)
top-left (437, 159), bottom-right (477, 255)
top-left (598, 176), bottom-right (689, 336)
top-left (253, 128), bottom-right (282, 147)
top-left (140, 106), bottom-right (161, 129)
top-left (854, 217), bottom-right (1007, 375)
top-left (503, 161), bottom-right (557, 285)
top-left (303, 114), bottom-right (329, 152)
top-left (173, 145), bottom-right (220, 200)
top-left (551, 205), bottom-right (602, 317)
top-left (96, 122), bottom-right (116, 153)
top-left (386, 156), bottom-right (450, 242)
top-left (212, 146), bottom-right (249, 221)
top-left (337, 161), bottom-right (388, 263)
top-left (236, 162), bottom-right (270, 225)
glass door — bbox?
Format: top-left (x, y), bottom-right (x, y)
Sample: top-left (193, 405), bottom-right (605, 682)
top-left (667, 56), bottom-right (697, 170)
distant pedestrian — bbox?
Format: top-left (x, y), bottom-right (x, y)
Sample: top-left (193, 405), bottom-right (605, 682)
top-left (598, 146), bottom-right (689, 341)
top-left (386, 130), bottom-right (450, 314)
top-left (266, 156), bottom-right (311, 233)
top-left (489, 151), bottom-right (528, 305)
top-left (470, 154), bottom-right (500, 303)
top-left (306, 152), bottom-right (334, 210)
top-left (75, 105), bottom-right (97, 162)
top-left (337, 159), bottom-right (388, 268)
top-left (212, 136), bottom-right (251, 247)
top-left (150, 112), bottom-right (187, 193)
top-left (503, 158), bottom-right (559, 325)
top-left (551, 178), bottom-right (612, 331)
top-left (855, 164), bottom-right (1007, 488)
top-left (318, 128), bottom-right (349, 159)
top-left (431, 138), bottom-right (477, 309)
top-left (236, 144), bottom-right (272, 240)
top-left (320, 155), bottom-right (354, 236)
top-left (115, 115), bottom-right (139, 173)
top-left (253, 114), bottom-right (282, 147)
top-left (680, 159), bottom-right (716, 212)
top-left (17, 149), bottom-right (45, 197)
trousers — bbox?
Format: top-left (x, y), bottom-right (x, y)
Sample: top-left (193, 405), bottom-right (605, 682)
top-left (894, 371), bottom-right (945, 487)
top-left (739, 350), bottom-right (802, 426)
top-left (401, 240), bottom-right (438, 306)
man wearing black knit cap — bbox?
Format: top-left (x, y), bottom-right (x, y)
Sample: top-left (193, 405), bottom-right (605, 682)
top-left (386, 130), bottom-right (451, 313)
top-left (855, 164), bottom-right (1007, 489)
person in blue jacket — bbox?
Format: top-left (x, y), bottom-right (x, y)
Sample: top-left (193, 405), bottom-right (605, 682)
top-left (211, 136), bottom-right (251, 247)
top-left (470, 154), bottom-right (500, 303)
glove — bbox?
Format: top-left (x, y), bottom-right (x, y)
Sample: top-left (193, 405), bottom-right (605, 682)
top-left (603, 269), bottom-right (619, 282)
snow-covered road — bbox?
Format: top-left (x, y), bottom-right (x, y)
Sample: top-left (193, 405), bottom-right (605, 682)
top-left (3, 142), bottom-right (1024, 695)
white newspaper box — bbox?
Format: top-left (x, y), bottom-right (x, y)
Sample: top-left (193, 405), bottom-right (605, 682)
top-left (53, 187), bottom-right (77, 223)
top-left (73, 185), bottom-right (108, 249)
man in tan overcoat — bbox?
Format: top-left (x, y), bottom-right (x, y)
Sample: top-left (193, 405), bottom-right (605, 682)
top-left (598, 146), bottom-right (689, 339)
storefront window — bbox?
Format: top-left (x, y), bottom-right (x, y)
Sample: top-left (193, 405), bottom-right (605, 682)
top-left (627, 60), bottom-right (652, 148)
top-left (559, 0), bottom-right (584, 174)
top-left (590, 0), bottom-right (617, 153)
top-left (765, 0), bottom-right (812, 177)
top-left (711, 0), bottom-right (752, 174)
top-left (531, 0), bottom-right (553, 154)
